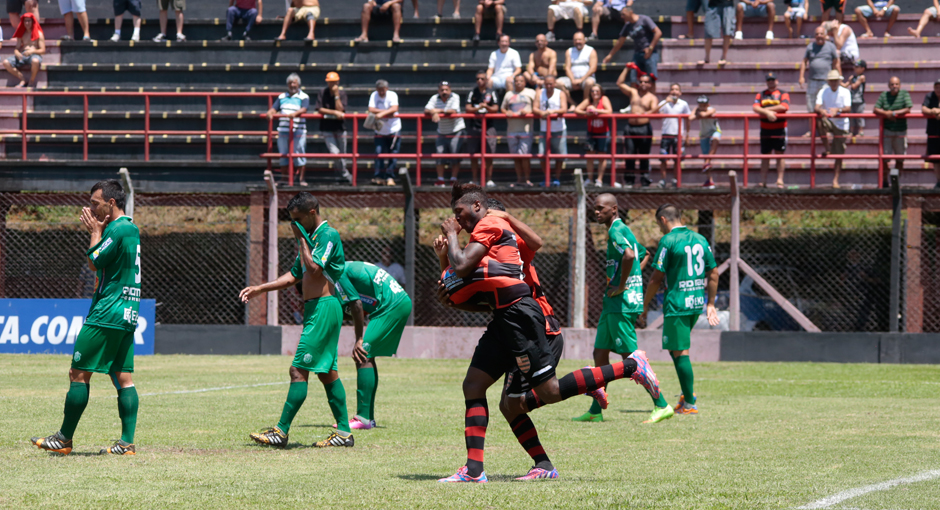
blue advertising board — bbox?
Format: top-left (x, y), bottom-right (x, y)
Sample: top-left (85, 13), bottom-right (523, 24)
top-left (0, 299), bottom-right (155, 355)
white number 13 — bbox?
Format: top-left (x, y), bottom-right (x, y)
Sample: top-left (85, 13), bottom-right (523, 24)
top-left (684, 244), bottom-right (704, 277)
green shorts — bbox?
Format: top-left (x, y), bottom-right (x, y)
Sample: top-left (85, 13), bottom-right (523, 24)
top-left (363, 296), bottom-right (412, 359)
top-left (662, 314), bottom-right (699, 352)
top-left (293, 296), bottom-right (343, 374)
top-left (70, 324), bottom-right (135, 374)
top-left (595, 312), bottom-right (638, 355)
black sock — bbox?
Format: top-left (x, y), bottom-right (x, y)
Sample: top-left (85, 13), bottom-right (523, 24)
top-left (464, 398), bottom-right (488, 478)
top-left (524, 360), bottom-right (637, 411)
top-left (510, 414), bottom-right (552, 470)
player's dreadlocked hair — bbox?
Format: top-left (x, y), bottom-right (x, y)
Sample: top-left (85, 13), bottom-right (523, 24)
top-left (287, 192), bottom-right (320, 214)
top-left (655, 203), bottom-right (681, 222)
top-left (485, 198), bottom-right (505, 211)
top-left (91, 179), bottom-right (126, 210)
top-left (451, 182), bottom-right (487, 208)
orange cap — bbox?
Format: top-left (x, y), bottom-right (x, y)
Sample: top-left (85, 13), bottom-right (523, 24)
top-left (326, 72), bottom-right (340, 82)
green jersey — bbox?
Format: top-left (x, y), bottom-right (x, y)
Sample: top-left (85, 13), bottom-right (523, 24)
top-left (603, 218), bottom-right (646, 314)
top-left (651, 226), bottom-right (717, 317)
top-left (335, 261), bottom-right (409, 315)
top-left (84, 216), bottom-right (141, 332)
top-left (290, 220), bottom-right (346, 286)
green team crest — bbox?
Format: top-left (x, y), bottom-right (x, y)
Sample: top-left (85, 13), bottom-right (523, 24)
top-left (303, 353), bottom-right (313, 364)
top-left (73, 351), bottom-right (81, 362)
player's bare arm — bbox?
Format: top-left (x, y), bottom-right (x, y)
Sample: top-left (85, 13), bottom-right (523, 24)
top-left (640, 269), bottom-right (665, 322)
top-left (705, 267), bottom-right (720, 326)
top-left (348, 299), bottom-right (368, 364)
top-left (239, 272), bottom-right (300, 303)
top-left (80, 207), bottom-right (110, 271)
top-left (639, 251), bottom-right (650, 270)
top-left (441, 217), bottom-right (487, 277)
top-left (608, 246), bottom-right (636, 297)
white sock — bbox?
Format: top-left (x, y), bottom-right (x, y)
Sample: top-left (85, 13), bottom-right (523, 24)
top-left (132, 27), bottom-right (140, 37)
top-left (114, 29), bottom-right (122, 36)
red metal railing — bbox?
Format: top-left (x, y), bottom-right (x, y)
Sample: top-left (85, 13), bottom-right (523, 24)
top-left (0, 91), bottom-right (934, 188)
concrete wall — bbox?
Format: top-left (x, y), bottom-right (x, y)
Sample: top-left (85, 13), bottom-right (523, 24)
top-left (155, 325), bottom-right (281, 355)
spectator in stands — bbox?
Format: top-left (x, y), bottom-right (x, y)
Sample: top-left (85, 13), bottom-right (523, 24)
top-left (153, 0), bottom-right (185, 42)
top-left (824, 19), bottom-right (858, 66)
top-left (376, 246), bottom-right (406, 285)
top-left (815, 69), bottom-right (851, 188)
top-left (922, 79), bottom-right (940, 188)
top-left (465, 70), bottom-right (501, 186)
top-left (425, 81), bottom-right (465, 186)
top-left (3, 13), bottom-right (43, 88)
top-left (266, 73), bottom-right (309, 185)
top-left (437, 0), bottom-right (461, 19)
top-left (753, 72), bottom-right (790, 188)
top-left (501, 74), bottom-right (537, 186)
top-left (110, 0), bottom-right (142, 42)
top-left (843, 59), bottom-right (867, 136)
top-left (907, 0), bottom-right (939, 37)
top-left (654, 83), bottom-right (691, 188)
top-left (784, 0), bottom-right (807, 39)
top-left (280, 0), bottom-right (320, 41)
top-left (855, 0), bottom-right (899, 38)
top-left (800, 26), bottom-right (839, 119)
top-left (593, 0), bottom-right (629, 41)
top-left (575, 83), bottom-right (613, 186)
top-left (317, 71), bottom-right (352, 184)
top-left (557, 31), bottom-right (597, 108)
top-left (487, 34), bottom-right (522, 90)
top-left (546, 0), bottom-right (591, 41)
top-left (603, 7), bottom-right (662, 87)
top-left (523, 34), bottom-right (557, 88)
top-left (873, 76), bottom-right (913, 184)
top-left (734, 0), bottom-right (775, 41)
top-left (368, 79), bottom-right (401, 186)
top-left (691, 94), bottom-right (720, 187)
top-left (224, 0), bottom-right (262, 41)
top-left (616, 70), bottom-right (657, 187)
top-left (680, 0), bottom-right (703, 39)
top-left (357, 0), bottom-right (403, 43)
top-left (472, 0), bottom-right (505, 42)
top-left (58, 0), bottom-right (90, 41)
top-left (820, 0), bottom-right (845, 23)
top-left (702, 0), bottom-right (734, 65)
top-left (534, 75), bottom-right (568, 186)
top-left (7, 0), bottom-right (37, 41)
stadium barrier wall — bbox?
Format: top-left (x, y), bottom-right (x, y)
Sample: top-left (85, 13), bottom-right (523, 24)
top-left (154, 325), bottom-right (281, 355)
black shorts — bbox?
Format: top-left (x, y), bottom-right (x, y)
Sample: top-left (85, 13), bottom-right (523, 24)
top-left (927, 136), bottom-right (940, 157)
top-left (760, 129), bottom-right (787, 154)
top-left (469, 296), bottom-right (557, 390)
top-left (504, 331), bottom-right (564, 397)
top-left (660, 135), bottom-right (678, 155)
top-left (372, 4), bottom-right (392, 18)
top-left (465, 127), bottom-right (498, 155)
top-left (6, 0), bottom-right (24, 14)
top-left (114, 0), bottom-right (142, 16)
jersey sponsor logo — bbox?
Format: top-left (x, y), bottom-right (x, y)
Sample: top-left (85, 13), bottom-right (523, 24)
top-left (321, 241), bottom-right (334, 264)
top-left (122, 287), bottom-right (141, 303)
top-left (92, 237), bottom-right (114, 260)
top-left (359, 295), bottom-right (378, 307)
top-left (515, 355), bottom-right (531, 374)
top-left (684, 295), bottom-right (706, 309)
top-left (657, 247), bottom-right (667, 267)
top-left (678, 278), bottom-right (707, 289)
top-left (122, 307), bottom-right (139, 324)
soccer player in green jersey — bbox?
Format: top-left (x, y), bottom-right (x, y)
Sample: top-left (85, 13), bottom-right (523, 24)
top-left (31, 180), bottom-right (142, 456)
top-left (574, 194), bottom-right (676, 424)
top-left (641, 204), bottom-right (720, 415)
top-left (239, 192), bottom-right (354, 448)
top-left (333, 261), bottom-right (413, 430)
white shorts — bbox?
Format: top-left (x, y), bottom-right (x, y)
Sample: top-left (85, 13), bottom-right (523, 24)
top-left (59, 0), bottom-right (87, 14)
top-left (787, 6), bottom-right (806, 19)
top-left (556, 75), bottom-right (595, 89)
top-left (883, 130), bottom-right (907, 155)
top-left (548, 2), bottom-right (590, 20)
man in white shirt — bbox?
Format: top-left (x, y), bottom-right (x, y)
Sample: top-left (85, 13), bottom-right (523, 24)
top-left (653, 83), bottom-right (691, 188)
top-left (368, 79), bottom-right (401, 186)
top-left (501, 74), bottom-right (538, 186)
top-left (815, 69), bottom-right (851, 188)
top-left (533, 75), bottom-right (568, 186)
top-left (546, 0), bottom-right (592, 41)
top-left (557, 31), bottom-right (597, 107)
top-left (375, 246), bottom-right (406, 286)
top-left (425, 81), bottom-right (466, 186)
top-left (487, 34), bottom-right (522, 91)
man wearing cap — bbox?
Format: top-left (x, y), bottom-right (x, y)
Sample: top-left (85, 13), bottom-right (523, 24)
top-left (317, 72), bottom-right (353, 184)
top-left (844, 60), bottom-right (867, 137)
top-left (691, 94), bottom-right (721, 188)
top-left (815, 69), bottom-right (851, 188)
top-left (799, 26), bottom-right (839, 121)
top-left (753, 72), bottom-right (790, 188)
top-left (873, 76), bottom-right (913, 185)
top-left (425, 81), bottom-right (465, 186)
top-left (921, 79), bottom-right (940, 188)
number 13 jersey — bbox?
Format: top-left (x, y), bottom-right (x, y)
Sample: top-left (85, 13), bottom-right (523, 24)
top-left (651, 226), bottom-right (716, 317)
top-left (85, 216), bottom-right (141, 331)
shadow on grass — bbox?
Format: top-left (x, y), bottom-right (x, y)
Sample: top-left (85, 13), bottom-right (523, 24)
top-left (397, 474), bottom-right (444, 481)
top-left (246, 442), bottom-right (313, 450)
top-left (619, 409), bottom-right (650, 413)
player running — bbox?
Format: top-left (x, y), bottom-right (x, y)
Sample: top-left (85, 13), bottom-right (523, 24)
top-left (641, 204), bottom-right (720, 415)
top-left (31, 179), bottom-right (142, 456)
top-left (239, 192), bottom-right (354, 448)
top-left (332, 261), bottom-right (413, 430)
top-left (573, 193), bottom-right (675, 424)
top-left (436, 183), bottom-right (665, 483)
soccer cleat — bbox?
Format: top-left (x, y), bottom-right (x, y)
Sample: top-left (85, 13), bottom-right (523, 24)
top-left (100, 440), bottom-right (136, 455)
top-left (438, 466), bottom-right (488, 483)
top-left (515, 467), bottom-right (559, 481)
top-left (571, 412), bottom-right (603, 422)
top-left (313, 431), bottom-right (354, 448)
top-left (30, 431), bottom-right (72, 455)
top-left (628, 350), bottom-right (662, 401)
top-left (673, 393), bottom-right (697, 412)
top-left (333, 416), bottom-right (376, 430)
top-left (643, 405), bottom-right (675, 424)
top-left (249, 426), bottom-right (288, 448)
top-left (676, 402), bottom-right (699, 415)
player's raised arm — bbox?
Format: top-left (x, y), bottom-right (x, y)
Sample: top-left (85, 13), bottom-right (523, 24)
top-left (441, 217), bottom-right (487, 277)
top-left (433, 235), bottom-right (450, 272)
top-left (79, 206), bottom-right (111, 271)
top-left (487, 208), bottom-right (543, 252)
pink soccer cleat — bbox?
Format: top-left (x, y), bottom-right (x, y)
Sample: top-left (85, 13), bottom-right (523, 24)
top-left (628, 350), bottom-right (662, 400)
top-left (331, 416), bottom-right (376, 430)
top-left (438, 466), bottom-right (488, 483)
top-left (585, 386), bottom-right (609, 410)
top-left (514, 467), bottom-right (559, 481)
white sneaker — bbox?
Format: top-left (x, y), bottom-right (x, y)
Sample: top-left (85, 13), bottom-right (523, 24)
top-left (613, 182), bottom-right (623, 188)
top-left (152, 33), bottom-right (166, 42)
top-left (176, 33), bottom-right (186, 42)
top-left (765, 30), bottom-right (774, 40)
top-left (594, 179), bottom-right (603, 186)
top-left (734, 31), bottom-right (743, 40)
top-left (485, 180), bottom-right (496, 187)
top-left (546, 31), bottom-right (556, 42)
top-left (109, 33), bottom-right (120, 42)
top-left (131, 33), bottom-right (140, 42)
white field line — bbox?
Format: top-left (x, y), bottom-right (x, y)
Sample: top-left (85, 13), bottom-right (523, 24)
top-left (797, 470), bottom-right (940, 509)
top-left (137, 381), bottom-right (288, 397)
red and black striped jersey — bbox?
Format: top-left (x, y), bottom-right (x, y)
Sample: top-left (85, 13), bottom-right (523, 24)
top-left (518, 237), bottom-right (559, 335)
top-left (754, 88), bottom-right (790, 130)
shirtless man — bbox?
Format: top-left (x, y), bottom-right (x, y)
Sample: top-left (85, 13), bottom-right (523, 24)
top-left (523, 34), bottom-right (557, 88)
top-left (3, 13), bottom-right (44, 88)
top-left (616, 69), bottom-right (657, 187)
top-left (278, 0), bottom-right (319, 40)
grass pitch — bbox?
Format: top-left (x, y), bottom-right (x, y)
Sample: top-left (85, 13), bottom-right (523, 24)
top-left (1, 355), bottom-right (939, 509)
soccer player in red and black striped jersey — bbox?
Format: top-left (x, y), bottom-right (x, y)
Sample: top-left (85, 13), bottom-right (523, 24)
top-left (435, 183), bottom-right (666, 483)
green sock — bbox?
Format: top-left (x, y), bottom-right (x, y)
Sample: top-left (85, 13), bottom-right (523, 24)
top-left (60, 382), bottom-right (89, 440)
top-left (356, 366), bottom-right (377, 421)
top-left (276, 381), bottom-right (308, 434)
top-left (588, 398), bottom-right (603, 415)
top-left (325, 379), bottom-right (350, 434)
top-left (369, 367), bottom-right (379, 423)
top-left (116, 386), bottom-right (139, 444)
top-left (673, 355), bottom-right (696, 405)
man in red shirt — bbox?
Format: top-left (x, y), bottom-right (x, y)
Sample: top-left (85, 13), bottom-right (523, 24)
top-left (752, 72), bottom-right (791, 188)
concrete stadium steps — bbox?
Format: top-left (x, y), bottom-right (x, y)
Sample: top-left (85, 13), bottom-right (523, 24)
top-left (661, 37), bottom-right (940, 63)
top-left (656, 61), bottom-right (940, 85)
top-left (675, 13), bottom-right (934, 40)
